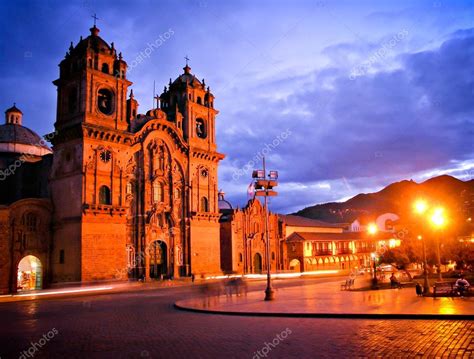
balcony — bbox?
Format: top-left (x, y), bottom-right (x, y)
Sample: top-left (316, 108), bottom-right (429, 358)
top-left (314, 250), bottom-right (332, 256)
top-left (337, 249), bottom-right (352, 255)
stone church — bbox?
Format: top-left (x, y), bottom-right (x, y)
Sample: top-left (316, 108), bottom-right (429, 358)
top-left (0, 25), bottom-right (224, 293)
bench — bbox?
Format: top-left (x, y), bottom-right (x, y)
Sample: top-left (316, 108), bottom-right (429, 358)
top-left (341, 278), bottom-right (355, 290)
top-left (433, 281), bottom-right (455, 297)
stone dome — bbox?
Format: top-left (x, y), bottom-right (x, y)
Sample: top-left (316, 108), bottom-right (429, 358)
top-left (0, 104), bottom-right (52, 157)
top-left (218, 190), bottom-right (233, 210)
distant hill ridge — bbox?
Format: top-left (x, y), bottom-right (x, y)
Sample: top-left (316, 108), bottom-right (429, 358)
top-left (292, 175), bottom-right (474, 223)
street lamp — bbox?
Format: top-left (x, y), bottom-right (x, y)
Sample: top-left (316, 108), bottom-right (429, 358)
top-left (413, 199), bottom-right (430, 294)
top-left (417, 235), bottom-right (430, 294)
top-left (368, 223), bottom-right (379, 289)
top-left (368, 223), bottom-right (378, 235)
top-left (253, 156), bottom-right (278, 301)
top-left (430, 207), bottom-right (446, 281)
top-left (370, 252), bottom-right (379, 289)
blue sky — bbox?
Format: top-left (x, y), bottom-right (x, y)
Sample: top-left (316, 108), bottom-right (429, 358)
top-left (1, 0), bottom-right (473, 213)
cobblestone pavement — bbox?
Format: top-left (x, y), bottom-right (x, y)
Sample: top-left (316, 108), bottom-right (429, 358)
top-left (0, 281), bottom-right (473, 359)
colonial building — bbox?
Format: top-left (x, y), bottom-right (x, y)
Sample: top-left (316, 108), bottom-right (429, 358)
top-left (0, 105), bottom-right (53, 293)
top-left (284, 213), bottom-right (402, 273)
top-left (0, 25), bottom-right (224, 293)
top-left (219, 192), bottom-right (283, 274)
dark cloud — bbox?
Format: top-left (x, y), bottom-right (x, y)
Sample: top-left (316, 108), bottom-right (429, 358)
top-left (220, 28), bottom-right (474, 212)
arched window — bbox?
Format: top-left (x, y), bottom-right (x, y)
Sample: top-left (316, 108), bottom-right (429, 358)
top-left (153, 181), bottom-right (163, 203)
top-left (195, 118), bottom-right (207, 139)
top-left (200, 196), bottom-right (208, 212)
top-left (101, 63), bottom-right (109, 74)
top-left (197, 96), bottom-right (202, 105)
top-left (97, 88), bottom-right (114, 115)
top-left (272, 252), bottom-right (276, 260)
top-left (99, 185), bottom-right (111, 205)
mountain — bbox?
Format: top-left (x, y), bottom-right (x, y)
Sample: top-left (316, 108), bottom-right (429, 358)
top-left (293, 175), bottom-right (474, 223)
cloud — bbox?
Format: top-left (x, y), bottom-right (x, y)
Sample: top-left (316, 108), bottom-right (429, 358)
top-left (219, 28), bottom-right (474, 213)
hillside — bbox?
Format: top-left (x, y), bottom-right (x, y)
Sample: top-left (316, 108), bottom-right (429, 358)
top-left (293, 175), bottom-right (474, 223)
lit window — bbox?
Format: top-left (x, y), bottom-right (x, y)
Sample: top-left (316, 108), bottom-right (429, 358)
top-left (99, 185), bottom-right (111, 205)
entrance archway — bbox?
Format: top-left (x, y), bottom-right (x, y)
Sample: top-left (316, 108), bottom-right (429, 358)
top-left (17, 255), bottom-right (42, 291)
top-left (253, 253), bottom-right (262, 274)
top-left (149, 240), bottom-right (167, 279)
top-left (289, 259), bottom-right (301, 272)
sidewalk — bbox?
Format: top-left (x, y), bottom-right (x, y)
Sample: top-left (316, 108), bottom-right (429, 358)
top-left (175, 278), bottom-right (474, 319)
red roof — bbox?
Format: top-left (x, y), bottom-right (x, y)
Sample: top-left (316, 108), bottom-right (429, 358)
top-left (286, 231), bottom-right (396, 242)
top-left (279, 214), bottom-right (346, 228)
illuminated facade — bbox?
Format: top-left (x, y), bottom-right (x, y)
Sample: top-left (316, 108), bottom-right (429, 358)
top-left (0, 25), bottom-right (224, 293)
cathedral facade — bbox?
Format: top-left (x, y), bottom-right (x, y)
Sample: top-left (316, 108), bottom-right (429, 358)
top-left (219, 193), bottom-right (284, 274)
top-left (0, 25), bottom-right (224, 293)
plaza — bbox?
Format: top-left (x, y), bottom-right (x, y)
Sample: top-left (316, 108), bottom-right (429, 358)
top-left (0, 276), bottom-right (473, 358)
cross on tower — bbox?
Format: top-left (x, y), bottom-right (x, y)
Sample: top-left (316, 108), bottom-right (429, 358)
top-left (184, 55), bottom-right (190, 66)
top-left (91, 13), bottom-right (99, 26)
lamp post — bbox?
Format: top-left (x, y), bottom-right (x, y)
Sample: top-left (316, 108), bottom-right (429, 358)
top-left (417, 235), bottom-right (430, 294)
top-left (413, 199), bottom-right (430, 294)
top-left (252, 157), bottom-right (278, 301)
top-left (370, 252), bottom-right (378, 289)
top-left (430, 207), bottom-right (446, 281)
top-left (368, 223), bottom-right (379, 289)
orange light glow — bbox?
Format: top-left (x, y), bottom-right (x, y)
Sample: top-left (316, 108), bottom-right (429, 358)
top-left (430, 207), bottom-right (446, 228)
top-left (414, 199), bottom-right (428, 215)
top-left (367, 223), bottom-right (378, 235)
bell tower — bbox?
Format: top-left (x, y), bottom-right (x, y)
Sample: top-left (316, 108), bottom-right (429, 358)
top-left (160, 63), bottom-right (217, 151)
top-left (160, 61), bottom-right (224, 275)
top-left (49, 24), bottom-right (131, 283)
top-left (53, 25), bottom-right (131, 132)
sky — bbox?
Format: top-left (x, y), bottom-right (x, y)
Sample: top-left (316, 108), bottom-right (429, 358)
top-left (0, 0), bottom-right (473, 213)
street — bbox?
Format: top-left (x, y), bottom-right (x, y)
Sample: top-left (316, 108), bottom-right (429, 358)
top-left (0, 278), bottom-right (472, 358)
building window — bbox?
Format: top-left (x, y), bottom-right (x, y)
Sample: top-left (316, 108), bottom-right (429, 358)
top-left (195, 118), bottom-right (207, 139)
top-left (239, 253), bottom-right (243, 262)
top-left (200, 196), bottom-right (208, 212)
top-left (197, 96), bottom-right (202, 105)
top-left (272, 252), bottom-right (275, 260)
top-left (126, 182), bottom-right (133, 195)
top-left (99, 185), bottom-right (111, 205)
top-left (101, 63), bottom-right (109, 74)
top-left (153, 181), bottom-right (163, 203)
top-left (59, 250), bottom-right (65, 264)
top-left (97, 88), bottom-right (114, 115)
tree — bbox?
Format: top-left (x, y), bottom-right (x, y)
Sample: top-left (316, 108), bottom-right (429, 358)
top-left (380, 246), bottom-right (416, 280)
